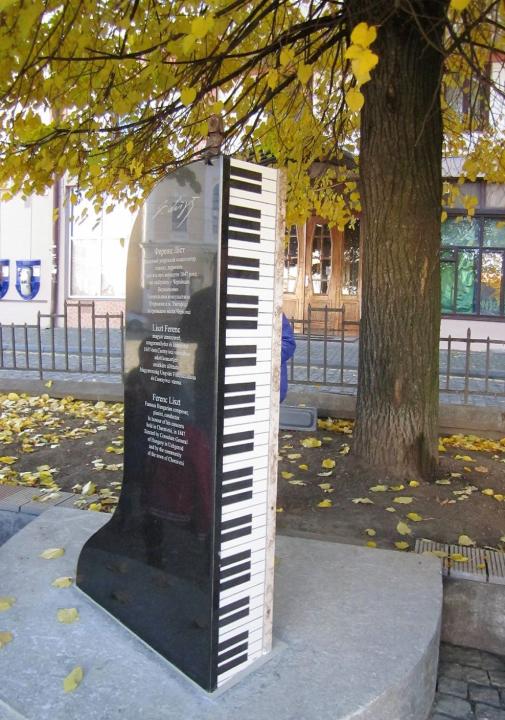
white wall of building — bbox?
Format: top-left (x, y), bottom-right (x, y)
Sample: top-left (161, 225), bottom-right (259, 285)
top-left (0, 191), bottom-right (54, 325)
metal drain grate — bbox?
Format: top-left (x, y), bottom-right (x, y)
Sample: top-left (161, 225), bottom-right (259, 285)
top-left (415, 539), bottom-right (505, 584)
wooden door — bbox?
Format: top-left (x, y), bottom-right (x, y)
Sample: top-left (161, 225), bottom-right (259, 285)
top-left (303, 217), bottom-right (340, 331)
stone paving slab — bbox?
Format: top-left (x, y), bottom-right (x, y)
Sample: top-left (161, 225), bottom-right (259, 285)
top-left (0, 507), bottom-right (442, 720)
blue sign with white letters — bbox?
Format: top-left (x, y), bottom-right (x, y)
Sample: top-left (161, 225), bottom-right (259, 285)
top-left (0, 260), bottom-right (9, 299)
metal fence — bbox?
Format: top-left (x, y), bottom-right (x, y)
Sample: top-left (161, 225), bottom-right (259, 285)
top-left (287, 306), bottom-right (505, 402)
top-left (1, 301), bottom-right (504, 404)
top-left (0, 300), bottom-right (124, 380)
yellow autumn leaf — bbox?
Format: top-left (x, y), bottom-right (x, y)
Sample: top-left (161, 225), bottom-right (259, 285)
top-left (40, 547), bottom-right (65, 560)
top-left (390, 485), bottom-right (405, 491)
top-left (0, 631), bottom-right (13, 648)
top-left (426, 550), bottom-right (449, 559)
top-left (318, 482), bottom-right (332, 490)
top-left (345, 87), bottom-right (364, 113)
top-left (454, 454), bottom-right (474, 462)
top-left (317, 499), bottom-right (333, 508)
top-left (451, 473), bottom-right (462, 478)
top-left (321, 458), bottom-right (336, 469)
top-left (365, 528), bottom-right (376, 536)
top-left (345, 45), bottom-right (379, 84)
top-left (301, 437), bottom-right (321, 448)
top-left (474, 466), bottom-right (488, 473)
top-left (385, 507), bottom-right (396, 513)
top-left (350, 22), bottom-right (377, 48)
top-left (393, 496), bottom-right (413, 504)
top-left (370, 485), bottom-right (388, 492)
top-left (339, 444), bottom-right (350, 455)
top-left (298, 464), bottom-right (309, 471)
top-left (366, 541), bottom-right (377, 548)
top-left (396, 521), bottom-right (412, 536)
top-left (88, 503), bottom-right (102, 511)
top-left (279, 47), bottom-right (295, 67)
top-left (281, 471), bottom-right (294, 479)
top-left (57, 608), bottom-right (79, 624)
top-left (450, 0), bottom-right (471, 10)
top-left (0, 456), bottom-right (17, 464)
top-left (63, 666), bottom-right (83, 693)
top-left (52, 577), bottom-right (73, 588)
top-left (266, 68), bottom-right (279, 90)
top-left (297, 63), bottom-right (313, 85)
top-left (458, 534), bottom-right (476, 547)
top-left (494, 494), bottom-right (504, 502)
top-left (287, 453), bottom-right (302, 460)
top-left (288, 480), bottom-right (306, 486)
top-left (44, 380), bottom-right (53, 388)
top-left (180, 87), bottom-right (197, 106)
top-left (406, 513), bottom-right (423, 522)
top-left (0, 596), bottom-right (15, 612)
top-left (450, 553), bottom-right (469, 563)
top-left (500, 535), bottom-right (505, 543)
top-left (409, 480), bottom-right (420, 487)
top-left (395, 542), bottom-right (410, 551)
top-left (436, 479), bottom-right (451, 485)
top-left (81, 481), bottom-right (96, 496)
top-left (276, 507), bottom-right (284, 513)
top-left (482, 488), bottom-right (494, 496)
top-left (190, 14), bottom-right (214, 39)
top-left (352, 497), bottom-right (374, 504)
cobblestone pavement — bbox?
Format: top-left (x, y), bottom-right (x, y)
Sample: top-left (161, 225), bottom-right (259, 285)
top-left (430, 644), bottom-right (505, 720)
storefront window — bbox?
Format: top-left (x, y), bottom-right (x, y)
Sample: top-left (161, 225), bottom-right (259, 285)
top-left (311, 223), bottom-right (331, 294)
top-left (342, 224), bottom-right (359, 295)
top-left (441, 216), bottom-right (505, 317)
top-left (283, 225), bottom-right (298, 293)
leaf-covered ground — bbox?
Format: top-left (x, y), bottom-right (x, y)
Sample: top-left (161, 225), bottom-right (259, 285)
top-left (0, 393), bottom-right (504, 553)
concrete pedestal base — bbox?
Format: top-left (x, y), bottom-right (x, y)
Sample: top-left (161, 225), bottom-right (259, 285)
top-left (0, 508), bottom-right (442, 720)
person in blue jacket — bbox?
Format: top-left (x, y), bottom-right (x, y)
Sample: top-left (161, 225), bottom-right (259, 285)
top-left (280, 313), bottom-right (296, 403)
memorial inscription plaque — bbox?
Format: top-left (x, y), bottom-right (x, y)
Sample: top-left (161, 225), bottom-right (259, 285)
top-left (77, 157), bottom-right (281, 691)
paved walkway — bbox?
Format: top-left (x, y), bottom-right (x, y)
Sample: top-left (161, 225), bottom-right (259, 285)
top-left (431, 644), bottom-right (505, 719)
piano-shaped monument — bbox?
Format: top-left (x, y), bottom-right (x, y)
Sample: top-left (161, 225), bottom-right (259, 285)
top-left (77, 157), bottom-right (283, 692)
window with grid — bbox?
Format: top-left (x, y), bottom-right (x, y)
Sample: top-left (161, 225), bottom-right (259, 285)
top-left (441, 216), bottom-right (505, 317)
top-left (283, 225), bottom-right (299, 293)
top-left (311, 223), bottom-right (332, 294)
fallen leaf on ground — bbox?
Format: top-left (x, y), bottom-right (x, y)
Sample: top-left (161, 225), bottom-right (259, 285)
top-left (317, 499), bottom-right (333, 508)
top-left (298, 464), bottom-right (309, 471)
top-left (436, 479), bottom-right (451, 485)
top-left (288, 480), bottom-right (306, 486)
top-left (482, 488), bottom-right (494, 496)
top-left (301, 437), bottom-right (321, 448)
top-left (366, 541), bottom-right (377, 548)
top-left (396, 521), bottom-right (411, 536)
top-left (40, 547), bottom-right (65, 560)
top-left (317, 470), bottom-right (333, 477)
top-left (450, 553), bottom-right (469, 563)
top-left (321, 458), bottom-right (336, 469)
top-left (276, 507), bottom-right (284, 513)
top-left (458, 534), bottom-right (476, 547)
top-left (318, 483), bottom-right (333, 491)
top-left (281, 471), bottom-right (294, 480)
top-left (474, 466), bottom-right (488, 473)
top-left (450, 472), bottom-right (462, 478)
top-left (385, 507), bottom-right (396, 513)
top-left (0, 597), bottom-right (15, 612)
top-left (339, 444), bottom-right (350, 455)
top-left (287, 453), bottom-right (302, 460)
top-left (57, 608), bottom-right (80, 624)
top-left (409, 481), bottom-right (420, 487)
top-left (352, 497), bottom-right (374, 504)
top-left (454, 455), bottom-right (474, 462)
top-left (406, 513), bottom-right (423, 522)
top-left (370, 485), bottom-right (388, 492)
top-left (390, 484), bottom-right (405, 491)
top-left (0, 631), bottom-right (13, 648)
top-left (63, 666), bottom-right (83, 693)
top-left (393, 497), bottom-right (413, 505)
top-left (52, 577), bottom-right (74, 588)
top-left (395, 542), bottom-right (410, 550)
top-left (365, 528), bottom-right (376, 536)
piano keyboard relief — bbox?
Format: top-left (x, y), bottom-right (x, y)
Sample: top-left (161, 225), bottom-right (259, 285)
top-left (217, 161), bottom-right (278, 684)
top-left (76, 157), bottom-right (280, 693)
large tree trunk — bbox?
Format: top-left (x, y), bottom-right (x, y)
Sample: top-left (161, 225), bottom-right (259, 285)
top-left (348, 2), bottom-right (447, 479)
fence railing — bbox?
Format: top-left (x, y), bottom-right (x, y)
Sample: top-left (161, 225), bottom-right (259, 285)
top-left (1, 301), bottom-right (504, 403)
top-left (0, 300), bottom-right (124, 380)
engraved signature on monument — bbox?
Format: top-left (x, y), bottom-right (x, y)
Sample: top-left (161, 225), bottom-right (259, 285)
top-left (153, 196), bottom-right (199, 229)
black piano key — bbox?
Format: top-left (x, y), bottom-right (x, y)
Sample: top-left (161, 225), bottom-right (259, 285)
top-left (225, 345), bottom-right (257, 354)
top-left (220, 573), bottom-right (251, 592)
top-left (220, 561), bottom-right (251, 580)
top-left (226, 319), bottom-right (258, 329)
top-left (224, 382), bottom-right (256, 393)
top-left (222, 466), bottom-right (254, 481)
top-left (221, 525), bottom-right (252, 542)
top-left (217, 653), bottom-right (249, 674)
top-left (225, 357), bottom-right (257, 367)
top-left (220, 549), bottom-right (251, 567)
top-left (222, 479), bottom-right (253, 494)
top-left (228, 256), bottom-right (260, 268)
top-left (229, 229), bottom-right (260, 243)
top-left (229, 204), bottom-right (261, 219)
top-left (223, 443), bottom-right (254, 456)
top-left (219, 595), bottom-right (250, 616)
top-left (227, 294), bottom-right (259, 305)
top-left (218, 608), bottom-right (250, 627)
top-left (217, 642), bottom-right (249, 665)
top-left (230, 165), bottom-right (263, 183)
top-left (227, 269), bottom-right (259, 281)
top-left (222, 490), bottom-right (253, 505)
top-left (228, 217), bottom-right (261, 231)
top-left (224, 393), bottom-right (256, 406)
top-left (223, 406), bottom-right (255, 418)
top-left (224, 431), bottom-right (254, 443)
top-left (227, 308), bottom-right (259, 319)
top-left (230, 178), bottom-right (262, 194)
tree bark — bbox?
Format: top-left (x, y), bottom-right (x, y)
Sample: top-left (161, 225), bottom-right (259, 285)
top-left (347, 1), bottom-right (447, 479)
